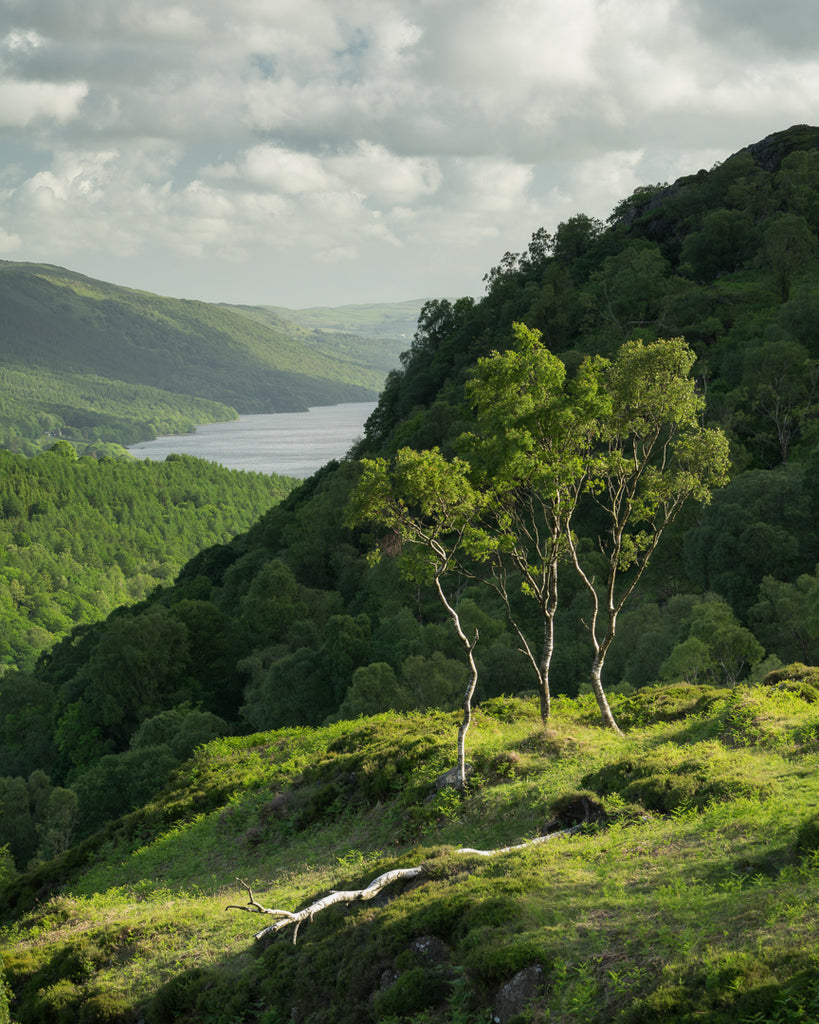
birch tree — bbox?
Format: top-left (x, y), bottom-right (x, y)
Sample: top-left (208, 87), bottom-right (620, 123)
top-left (568, 337), bottom-right (731, 732)
top-left (461, 323), bottom-right (603, 722)
top-left (347, 448), bottom-right (489, 789)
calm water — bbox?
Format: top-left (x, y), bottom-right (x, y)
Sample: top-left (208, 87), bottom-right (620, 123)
top-left (128, 401), bottom-right (377, 478)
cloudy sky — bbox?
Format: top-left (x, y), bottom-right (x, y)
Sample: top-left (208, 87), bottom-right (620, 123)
top-left (0, 0), bottom-right (817, 308)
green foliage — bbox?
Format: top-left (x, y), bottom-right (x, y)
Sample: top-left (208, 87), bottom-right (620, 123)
top-left (681, 209), bottom-right (760, 281)
top-left (4, 687), bottom-right (819, 1023)
top-left (349, 447), bottom-right (488, 585)
top-left (684, 465), bottom-right (819, 618)
top-left (612, 683), bottom-right (725, 729)
top-left (7, 123), bottom-right (819, 907)
top-left (0, 447), bottom-right (294, 672)
top-left (660, 594), bottom-right (764, 685)
top-left (749, 571), bottom-right (819, 667)
top-left (372, 966), bottom-right (451, 1018)
top-left (335, 662), bottom-right (406, 718)
top-left (760, 662), bottom-right (819, 702)
top-left (582, 741), bottom-right (768, 813)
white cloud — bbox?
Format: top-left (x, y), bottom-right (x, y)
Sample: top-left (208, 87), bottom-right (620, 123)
top-left (240, 146), bottom-right (334, 195)
top-left (0, 225), bottom-right (20, 252)
top-left (329, 143), bottom-right (442, 204)
top-left (0, 78), bottom-right (87, 126)
top-left (453, 158), bottom-right (534, 213)
top-left (3, 28), bottom-right (45, 52)
top-left (0, 0), bottom-right (816, 305)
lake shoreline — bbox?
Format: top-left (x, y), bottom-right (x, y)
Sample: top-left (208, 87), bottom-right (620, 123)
top-left (127, 401), bottom-right (376, 479)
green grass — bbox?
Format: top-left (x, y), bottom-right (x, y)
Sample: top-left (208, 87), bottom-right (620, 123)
top-left (3, 684), bottom-right (819, 1023)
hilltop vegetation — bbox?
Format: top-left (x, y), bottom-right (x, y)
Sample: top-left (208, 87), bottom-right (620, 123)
top-left (4, 682), bottom-right (819, 1023)
top-left (0, 263), bottom-right (399, 453)
top-left (3, 124), bottom-right (819, 1021)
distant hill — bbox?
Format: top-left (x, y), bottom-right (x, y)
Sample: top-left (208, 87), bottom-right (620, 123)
top-left (225, 298), bottom-right (429, 380)
top-left (262, 298), bottom-right (426, 337)
top-left (0, 263), bottom-right (409, 452)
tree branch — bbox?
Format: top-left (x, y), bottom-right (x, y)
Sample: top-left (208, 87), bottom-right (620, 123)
top-left (227, 828), bottom-right (583, 943)
top-left (227, 867), bottom-right (425, 943)
top-left (457, 823), bottom-right (583, 856)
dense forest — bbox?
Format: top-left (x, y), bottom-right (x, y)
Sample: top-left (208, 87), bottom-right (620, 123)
top-left (0, 443), bottom-right (296, 674)
top-left (0, 262), bottom-right (405, 454)
top-left (2, 123), bottom-right (819, 878)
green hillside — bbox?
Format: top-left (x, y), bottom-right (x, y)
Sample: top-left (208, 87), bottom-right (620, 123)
top-left (3, 123), bottom-right (819, 1022)
top-left (0, 263), bottom-right (390, 452)
top-left (228, 298), bottom-right (426, 377)
top-left (4, 681), bottom-right (819, 1023)
top-left (260, 298), bottom-right (426, 337)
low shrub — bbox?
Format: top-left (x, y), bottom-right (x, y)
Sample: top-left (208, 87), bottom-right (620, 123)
top-left (372, 966), bottom-right (450, 1019)
top-left (613, 684), bottom-right (725, 729)
top-left (582, 745), bottom-right (767, 813)
top-left (761, 663), bottom-right (819, 703)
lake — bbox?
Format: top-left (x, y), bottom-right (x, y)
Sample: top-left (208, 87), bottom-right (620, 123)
top-left (128, 401), bottom-right (377, 478)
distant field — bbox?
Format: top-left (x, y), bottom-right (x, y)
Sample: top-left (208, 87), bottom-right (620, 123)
top-left (261, 298), bottom-right (428, 338)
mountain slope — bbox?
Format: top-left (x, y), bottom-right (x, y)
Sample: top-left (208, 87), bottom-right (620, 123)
top-left (227, 298), bottom-right (426, 377)
top-left (0, 262), bottom-right (392, 451)
top-left (3, 123), bottom-right (819, 1022)
top-left (0, 444), bottom-right (296, 673)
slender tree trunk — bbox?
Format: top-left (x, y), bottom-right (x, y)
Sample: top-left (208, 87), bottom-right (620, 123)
top-left (589, 650), bottom-right (622, 734)
top-left (567, 537), bottom-right (622, 733)
top-left (435, 574), bottom-right (479, 790)
top-left (456, 637), bottom-right (480, 790)
top-left (537, 614), bottom-right (554, 723)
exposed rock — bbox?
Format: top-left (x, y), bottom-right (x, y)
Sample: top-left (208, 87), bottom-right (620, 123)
top-left (409, 935), bottom-right (451, 964)
top-left (492, 965), bottom-right (546, 1023)
top-left (743, 124), bottom-right (819, 172)
top-left (434, 764), bottom-right (473, 791)
top-left (379, 968), bottom-right (399, 990)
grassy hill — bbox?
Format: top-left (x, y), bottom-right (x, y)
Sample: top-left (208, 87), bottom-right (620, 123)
top-left (228, 298), bottom-right (427, 377)
top-left (3, 677), bottom-right (819, 1023)
top-left (261, 298), bottom-right (426, 337)
top-left (0, 263), bottom-right (398, 452)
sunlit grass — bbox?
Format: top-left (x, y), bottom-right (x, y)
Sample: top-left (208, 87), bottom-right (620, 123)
top-left (4, 686), bottom-right (819, 1022)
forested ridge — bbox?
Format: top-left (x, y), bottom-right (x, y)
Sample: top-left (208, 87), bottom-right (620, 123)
top-left (0, 262), bottom-right (396, 453)
top-left (0, 443), bottom-right (296, 673)
top-left (3, 124), bottom-right (819, 1023)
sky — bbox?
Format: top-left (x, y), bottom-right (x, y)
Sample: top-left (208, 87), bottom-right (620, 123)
top-left (0, 0), bottom-right (818, 309)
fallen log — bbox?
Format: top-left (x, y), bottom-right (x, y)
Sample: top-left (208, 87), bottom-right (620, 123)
top-left (227, 825), bottom-right (582, 943)
top-left (456, 822), bottom-right (583, 856)
top-left (227, 866), bottom-right (425, 943)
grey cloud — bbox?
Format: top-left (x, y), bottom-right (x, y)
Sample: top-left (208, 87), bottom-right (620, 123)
top-left (0, 0), bottom-right (816, 306)
top-left (687, 0), bottom-right (819, 55)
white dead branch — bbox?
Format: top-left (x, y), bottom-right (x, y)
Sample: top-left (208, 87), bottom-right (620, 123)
top-left (227, 825), bottom-right (583, 943)
top-left (227, 866), bottom-right (424, 943)
top-left (456, 822), bottom-right (583, 856)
